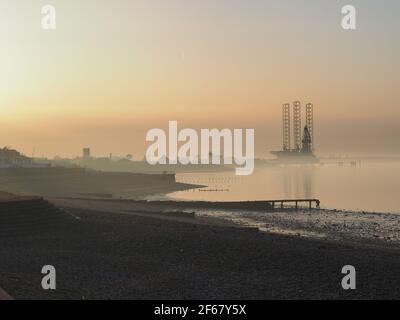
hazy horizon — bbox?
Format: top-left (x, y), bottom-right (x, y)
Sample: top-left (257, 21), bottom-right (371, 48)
top-left (2, 0), bottom-right (400, 158)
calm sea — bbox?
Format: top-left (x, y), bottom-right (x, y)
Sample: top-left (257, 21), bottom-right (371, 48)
top-left (168, 161), bottom-right (400, 213)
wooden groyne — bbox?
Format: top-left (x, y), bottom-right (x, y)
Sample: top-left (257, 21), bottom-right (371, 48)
top-left (268, 199), bottom-right (321, 210)
top-left (83, 198), bottom-right (321, 212)
top-left (139, 199), bottom-right (321, 211)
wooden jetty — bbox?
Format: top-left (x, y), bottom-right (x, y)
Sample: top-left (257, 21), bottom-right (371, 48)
top-left (268, 199), bottom-right (320, 210)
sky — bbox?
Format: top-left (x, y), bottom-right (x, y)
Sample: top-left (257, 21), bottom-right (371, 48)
top-left (1, 0), bottom-right (400, 158)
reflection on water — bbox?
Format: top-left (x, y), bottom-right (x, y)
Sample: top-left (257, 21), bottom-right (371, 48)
top-left (169, 162), bottom-right (400, 213)
top-left (282, 166), bottom-right (314, 199)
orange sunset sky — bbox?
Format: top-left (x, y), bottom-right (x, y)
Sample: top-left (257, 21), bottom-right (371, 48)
top-left (1, 0), bottom-right (400, 158)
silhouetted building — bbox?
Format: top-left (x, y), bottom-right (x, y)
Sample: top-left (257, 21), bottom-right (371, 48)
top-left (0, 147), bottom-right (33, 168)
top-left (82, 148), bottom-right (91, 159)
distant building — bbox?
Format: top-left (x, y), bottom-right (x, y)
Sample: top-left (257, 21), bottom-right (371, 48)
top-left (0, 147), bottom-right (33, 168)
top-left (82, 148), bottom-right (91, 159)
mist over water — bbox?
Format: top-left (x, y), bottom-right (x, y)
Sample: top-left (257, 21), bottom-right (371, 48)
top-left (169, 162), bottom-right (400, 213)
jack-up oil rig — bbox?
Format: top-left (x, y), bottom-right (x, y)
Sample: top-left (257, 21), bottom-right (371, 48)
top-left (271, 101), bottom-right (319, 164)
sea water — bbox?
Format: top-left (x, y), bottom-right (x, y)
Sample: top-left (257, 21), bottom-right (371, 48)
top-left (168, 161), bottom-right (400, 214)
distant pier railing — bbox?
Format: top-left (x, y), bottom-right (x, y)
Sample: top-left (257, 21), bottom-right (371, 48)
top-left (268, 199), bottom-right (320, 210)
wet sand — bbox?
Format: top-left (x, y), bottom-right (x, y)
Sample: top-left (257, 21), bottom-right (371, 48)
top-left (53, 197), bottom-right (400, 249)
top-left (194, 208), bottom-right (400, 249)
